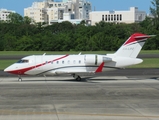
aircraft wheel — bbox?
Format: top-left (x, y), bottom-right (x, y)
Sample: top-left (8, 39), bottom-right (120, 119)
top-left (18, 75), bottom-right (22, 82)
top-left (18, 78), bottom-right (22, 82)
top-left (76, 76), bottom-right (81, 81)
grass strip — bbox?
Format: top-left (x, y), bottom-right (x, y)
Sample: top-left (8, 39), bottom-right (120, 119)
top-left (128, 58), bottom-right (159, 68)
top-left (0, 50), bottom-right (159, 55)
top-left (0, 60), bottom-right (17, 70)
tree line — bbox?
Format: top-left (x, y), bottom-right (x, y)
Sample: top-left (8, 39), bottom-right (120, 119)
top-left (0, 0), bottom-right (159, 51)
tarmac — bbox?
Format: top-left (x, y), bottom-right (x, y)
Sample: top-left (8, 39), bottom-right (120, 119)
top-left (0, 75), bottom-right (159, 120)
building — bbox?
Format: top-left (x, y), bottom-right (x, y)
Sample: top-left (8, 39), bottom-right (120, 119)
top-left (0, 9), bottom-right (16, 22)
top-left (24, 1), bottom-right (66, 24)
top-left (89, 7), bottom-right (146, 25)
top-left (24, 0), bottom-right (91, 25)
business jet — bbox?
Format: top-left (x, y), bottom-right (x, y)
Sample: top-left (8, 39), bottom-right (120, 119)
top-left (4, 33), bottom-right (152, 81)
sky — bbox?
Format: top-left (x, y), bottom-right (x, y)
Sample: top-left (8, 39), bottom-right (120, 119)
top-left (0, 0), bottom-right (152, 16)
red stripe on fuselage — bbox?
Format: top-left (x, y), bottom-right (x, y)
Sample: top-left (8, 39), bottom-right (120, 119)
top-left (7, 54), bottom-right (69, 75)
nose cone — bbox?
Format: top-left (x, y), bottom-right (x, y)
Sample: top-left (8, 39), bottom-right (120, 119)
top-left (4, 67), bottom-right (10, 72)
top-left (3, 65), bottom-right (18, 75)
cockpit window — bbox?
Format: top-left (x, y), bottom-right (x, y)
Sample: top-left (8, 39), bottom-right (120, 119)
top-left (17, 59), bottom-right (29, 63)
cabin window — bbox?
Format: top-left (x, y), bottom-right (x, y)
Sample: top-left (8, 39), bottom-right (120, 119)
top-left (62, 61), bottom-right (64, 64)
top-left (68, 60), bottom-right (70, 64)
top-left (57, 61), bottom-right (59, 64)
top-left (79, 60), bottom-right (81, 64)
top-left (73, 60), bottom-right (76, 64)
top-left (51, 61), bottom-right (53, 64)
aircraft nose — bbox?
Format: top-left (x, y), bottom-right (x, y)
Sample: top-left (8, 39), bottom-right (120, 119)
top-left (4, 66), bottom-right (17, 74)
top-left (4, 67), bottom-right (10, 72)
top-left (4, 65), bottom-right (24, 75)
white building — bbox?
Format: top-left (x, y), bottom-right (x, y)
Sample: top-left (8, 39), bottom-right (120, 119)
top-left (0, 9), bottom-right (16, 22)
top-left (89, 7), bottom-right (146, 25)
top-left (24, 0), bottom-right (91, 25)
top-left (24, 1), bottom-right (66, 24)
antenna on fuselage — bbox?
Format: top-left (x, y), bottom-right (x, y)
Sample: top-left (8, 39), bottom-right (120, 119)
top-left (78, 52), bottom-right (82, 55)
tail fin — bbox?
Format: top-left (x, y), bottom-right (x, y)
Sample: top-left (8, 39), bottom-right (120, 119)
top-left (114, 33), bottom-right (151, 58)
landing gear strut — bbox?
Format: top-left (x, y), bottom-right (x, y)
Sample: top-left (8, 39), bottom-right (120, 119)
top-left (18, 75), bottom-right (22, 82)
top-left (72, 74), bottom-right (82, 81)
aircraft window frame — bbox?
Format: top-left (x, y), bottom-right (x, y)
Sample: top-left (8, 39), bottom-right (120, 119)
top-left (57, 61), bottom-right (59, 64)
top-left (62, 61), bottom-right (64, 64)
top-left (68, 60), bottom-right (70, 64)
top-left (17, 59), bottom-right (29, 63)
top-left (73, 60), bottom-right (76, 64)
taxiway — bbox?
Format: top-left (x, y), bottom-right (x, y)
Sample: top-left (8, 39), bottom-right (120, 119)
top-left (0, 75), bottom-right (159, 120)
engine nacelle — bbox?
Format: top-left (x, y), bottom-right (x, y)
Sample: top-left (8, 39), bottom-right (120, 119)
top-left (85, 55), bottom-right (96, 65)
top-left (85, 55), bottom-right (112, 65)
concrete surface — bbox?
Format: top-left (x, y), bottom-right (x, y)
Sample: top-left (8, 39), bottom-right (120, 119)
top-left (0, 76), bottom-right (159, 120)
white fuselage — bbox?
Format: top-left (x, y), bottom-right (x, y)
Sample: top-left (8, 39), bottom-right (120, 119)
top-left (4, 54), bottom-right (143, 76)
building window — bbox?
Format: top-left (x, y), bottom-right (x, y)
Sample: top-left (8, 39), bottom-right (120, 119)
top-left (105, 15), bottom-right (107, 21)
top-left (120, 14), bottom-right (122, 21)
top-left (111, 15), bottom-right (113, 21)
top-left (102, 15), bottom-right (104, 21)
top-left (117, 14), bottom-right (119, 21)
top-left (114, 15), bottom-right (116, 21)
top-left (108, 15), bottom-right (110, 21)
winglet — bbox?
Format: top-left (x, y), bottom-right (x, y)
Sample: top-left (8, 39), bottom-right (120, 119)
top-left (95, 62), bottom-right (105, 73)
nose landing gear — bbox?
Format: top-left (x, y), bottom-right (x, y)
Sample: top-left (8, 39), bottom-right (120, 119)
top-left (18, 75), bottom-right (22, 82)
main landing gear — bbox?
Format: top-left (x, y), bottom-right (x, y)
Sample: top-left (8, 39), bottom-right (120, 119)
top-left (18, 75), bottom-right (22, 82)
top-left (72, 74), bottom-right (82, 81)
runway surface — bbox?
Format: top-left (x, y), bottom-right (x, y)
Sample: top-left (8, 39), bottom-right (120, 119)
top-left (0, 74), bottom-right (159, 120)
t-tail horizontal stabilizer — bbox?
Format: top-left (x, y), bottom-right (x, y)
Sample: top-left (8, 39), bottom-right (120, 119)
top-left (114, 33), bottom-right (153, 58)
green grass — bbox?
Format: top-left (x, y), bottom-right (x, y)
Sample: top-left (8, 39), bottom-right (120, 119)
top-left (0, 50), bottom-right (158, 55)
top-left (140, 50), bottom-right (159, 54)
top-left (0, 51), bottom-right (110, 55)
top-left (128, 58), bottom-right (159, 68)
top-left (0, 60), bottom-right (17, 70)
